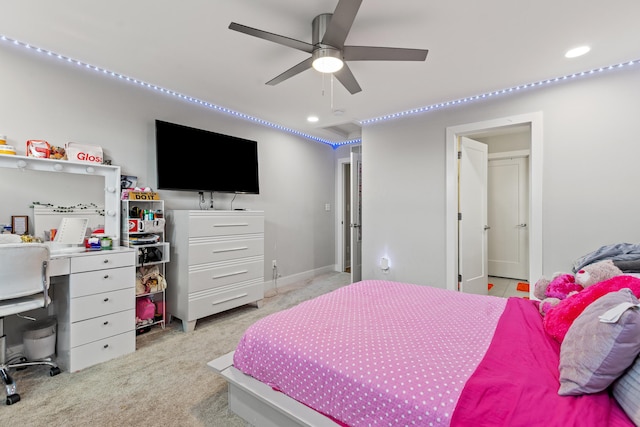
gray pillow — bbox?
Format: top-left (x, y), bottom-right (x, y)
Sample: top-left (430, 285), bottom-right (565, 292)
top-left (613, 355), bottom-right (640, 425)
top-left (558, 288), bottom-right (640, 396)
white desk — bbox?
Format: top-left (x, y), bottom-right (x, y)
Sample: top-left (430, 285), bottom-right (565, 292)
top-left (50, 246), bottom-right (136, 372)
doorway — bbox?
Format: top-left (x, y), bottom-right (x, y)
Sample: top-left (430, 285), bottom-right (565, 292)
top-left (445, 112), bottom-right (543, 296)
top-left (342, 161), bottom-right (351, 272)
top-left (487, 155), bottom-right (529, 280)
top-left (336, 145), bottom-right (362, 283)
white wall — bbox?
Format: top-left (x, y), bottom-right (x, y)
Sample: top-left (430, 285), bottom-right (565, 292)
top-left (361, 65), bottom-right (640, 286)
top-left (0, 41), bottom-right (338, 293)
top-left (4, 35), bottom-right (640, 297)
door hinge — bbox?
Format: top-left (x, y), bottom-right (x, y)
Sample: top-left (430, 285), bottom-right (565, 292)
top-left (458, 212), bottom-right (462, 221)
top-left (458, 151), bottom-right (462, 159)
top-left (458, 274), bottom-right (462, 282)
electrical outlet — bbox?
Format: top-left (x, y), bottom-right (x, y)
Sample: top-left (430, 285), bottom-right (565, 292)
top-left (272, 259), bottom-right (277, 268)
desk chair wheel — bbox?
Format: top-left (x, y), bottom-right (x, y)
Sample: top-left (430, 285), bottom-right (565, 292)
top-left (6, 393), bottom-right (20, 405)
top-left (1, 370), bottom-right (18, 405)
top-left (49, 367), bottom-right (61, 376)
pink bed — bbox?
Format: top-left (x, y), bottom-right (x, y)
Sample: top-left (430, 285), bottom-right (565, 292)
top-left (231, 280), bottom-right (634, 426)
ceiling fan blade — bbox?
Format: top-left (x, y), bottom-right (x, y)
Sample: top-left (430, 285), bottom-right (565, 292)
top-left (343, 46), bottom-right (429, 61)
top-left (322, 0), bottom-right (363, 48)
top-left (229, 22), bottom-right (314, 53)
top-left (266, 57), bottom-right (314, 86)
top-left (333, 63), bottom-right (362, 94)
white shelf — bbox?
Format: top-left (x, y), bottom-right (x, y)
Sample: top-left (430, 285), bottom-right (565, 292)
top-left (122, 197), bottom-right (169, 334)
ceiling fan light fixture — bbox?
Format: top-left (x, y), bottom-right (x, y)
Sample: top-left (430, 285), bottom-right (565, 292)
top-left (312, 48), bottom-right (344, 73)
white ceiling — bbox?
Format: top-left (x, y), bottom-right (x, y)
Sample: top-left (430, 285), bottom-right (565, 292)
top-left (1, 1), bottom-right (639, 143)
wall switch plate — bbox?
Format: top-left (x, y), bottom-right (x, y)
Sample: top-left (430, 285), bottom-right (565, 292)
top-left (325, 203), bottom-right (331, 211)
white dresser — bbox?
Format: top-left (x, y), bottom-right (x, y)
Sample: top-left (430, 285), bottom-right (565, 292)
top-left (166, 210), bottom-right (264, 332)
top-left (52, 248), bottom-right (136, 372)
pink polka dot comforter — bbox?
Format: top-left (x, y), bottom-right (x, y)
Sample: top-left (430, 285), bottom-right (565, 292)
top-left (233, 280), bottom-right (633, 427)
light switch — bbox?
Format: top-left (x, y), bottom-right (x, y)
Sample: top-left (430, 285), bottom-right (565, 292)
top-left (325, 203), bottom-right (331, 211)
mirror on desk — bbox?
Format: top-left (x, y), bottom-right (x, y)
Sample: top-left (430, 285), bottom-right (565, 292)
top-left (0, 155), bottom-right (121, 244)
top-left (0, 167), bottom-right (103, 239)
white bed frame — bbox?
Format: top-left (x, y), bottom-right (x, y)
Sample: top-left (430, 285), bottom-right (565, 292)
top-left (208, 352), bottom-right (340, 427)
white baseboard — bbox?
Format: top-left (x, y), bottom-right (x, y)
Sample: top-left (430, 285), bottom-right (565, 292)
top-left (263, 265), bottom-right (339, 293)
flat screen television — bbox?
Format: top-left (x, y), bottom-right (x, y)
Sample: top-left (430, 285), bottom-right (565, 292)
top-left (155, 120), bottom-right (259, 194)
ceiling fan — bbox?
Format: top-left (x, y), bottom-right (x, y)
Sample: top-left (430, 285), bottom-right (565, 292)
top-left (228, 0), bottom-right (429, 94)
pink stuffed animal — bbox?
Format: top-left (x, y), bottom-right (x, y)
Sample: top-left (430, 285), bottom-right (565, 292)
top-left (534, 260), bottom-right (624, 316)
top-left (545, 273), bottom-right (584, 299)
top-left (534, 273), bottom-right (583, 316)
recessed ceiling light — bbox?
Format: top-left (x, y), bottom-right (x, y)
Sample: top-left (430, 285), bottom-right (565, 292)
top-left (307, 115), bottom-right (319, 123)
top-left (565, 46), bottom-right (591, 58)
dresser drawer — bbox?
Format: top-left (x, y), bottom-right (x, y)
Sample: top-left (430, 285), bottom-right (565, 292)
top-left (69, 266), bottom-right (135, 298)
top-left (70, 309), bottom-right (134, 348)
top-left (189, 237), bottom-right (263, 265)
top-left (189, 259), bottom-right (263, 293)
top-left (68, 330), bottom-right (135, 372)
top-left (188, 281), bottom-right (263, 321)
top-left (70, 251), bottom-right (135, 273)
top-left (188, 215), bottom-right (264, 237)
top-left (70, 288), bottom-right (135, 322)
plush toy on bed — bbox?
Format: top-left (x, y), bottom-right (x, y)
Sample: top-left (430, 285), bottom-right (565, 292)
top-left (574, 259), bottom-right (623, 287)
top-left (534, 260), bottom-right (623, 316)
top-left (534, 273), bottom-right (583, 315)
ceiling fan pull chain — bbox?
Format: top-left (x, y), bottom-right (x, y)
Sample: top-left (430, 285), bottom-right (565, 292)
top-left (331, 74), bottom-right (335, 109)
top-left (321, 72), bottom-right (326, 97)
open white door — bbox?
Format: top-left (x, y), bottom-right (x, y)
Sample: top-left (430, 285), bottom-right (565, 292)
top-left (350, 148), bottom-right (362, 282)
top-left (446, 112), bottom-right (542, 294)
top-left (459, 137), bottom-right (488, 294)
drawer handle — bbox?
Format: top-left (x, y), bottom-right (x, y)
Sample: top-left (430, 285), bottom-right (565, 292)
top-left (103, 297), bottom-right (109, 302)
top-left (212, 270), bottom-right (248, 279)
top-left (103, 274), bottom-right (109, 279)
top-left (212, 293), bottom-right (248, 305)
top-left (213, 223), bottom-right (249, 227)
top-left (103, 344), bottom-right (109, 349)
top-left (212, 246), bottom-right (248, 253)
top-left (103, 259), bottom-right (109, 263)
top-left (103, 321), bottom-right (109, 325)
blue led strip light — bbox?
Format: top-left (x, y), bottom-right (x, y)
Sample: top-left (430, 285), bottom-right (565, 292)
top-left (359, 60), bottom-right (640, 128)
top-left (1, 34), bottom-right (637, 149)
top-left (0, 34), bottom-right (335, 146)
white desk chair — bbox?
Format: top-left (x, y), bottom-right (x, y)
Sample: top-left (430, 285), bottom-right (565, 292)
top-left (0, 243), bottom-right (61, 405)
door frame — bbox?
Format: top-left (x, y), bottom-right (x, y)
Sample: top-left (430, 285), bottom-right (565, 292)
top-left (445, 112), bottom-right (543, 295)
top-left (349, 148), bottom-right (362, 282)
top-left (335, 146), bottom-right (362, 281)
top-left (335, 156), bottom-right (351, 273)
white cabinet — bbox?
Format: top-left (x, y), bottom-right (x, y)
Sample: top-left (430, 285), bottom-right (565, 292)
top-left (121, 196), bottom-right (170, 332)
top-left (53, 248), bottom-right (136, 372)
top-left (166, 210), bottom-right (264, 332)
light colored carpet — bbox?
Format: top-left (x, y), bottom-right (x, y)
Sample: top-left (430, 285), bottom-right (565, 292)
top-left (0, 272), bottom-right (351, 427)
